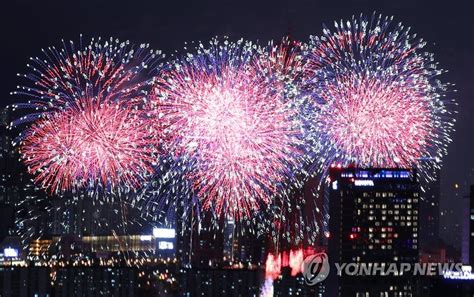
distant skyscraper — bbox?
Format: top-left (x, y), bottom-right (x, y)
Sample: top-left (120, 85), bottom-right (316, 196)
top-left (462, 173), bottom-right (474, 264)
top-left (328, 166), bottom-right (420, 296)
top-left (418, 159), bottom-right (441, 250)
top-left (176, 209), bottom-right (267, 268)
top-left (231, 225), bottom-right (267, 266)
top-left (176, 200), bottom-right (192, 267)
top-left (223, 219), bottom-right (235, 262)
top-left (189, 214), bottom-right (225, 268)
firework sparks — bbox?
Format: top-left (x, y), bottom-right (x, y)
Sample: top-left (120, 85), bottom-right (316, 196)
top-left (10, 36), bottom-right (162, 128)
top-left (151, 38), bottom-right (308, 220)
top-left (20, 99), bottom-right (156, 193)
top-left (305, 13), bottom-right (455, 169)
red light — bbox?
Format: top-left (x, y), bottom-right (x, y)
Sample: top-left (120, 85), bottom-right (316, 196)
top-left (337, 163), bottom-right (342, 169)
top-left (331, 163), bottom-right (336, 168)
top-left (349, 233), bottom-right (357, 240)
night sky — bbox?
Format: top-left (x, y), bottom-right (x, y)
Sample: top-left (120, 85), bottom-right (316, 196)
top-left (1, 0), bottom-right (473, 247)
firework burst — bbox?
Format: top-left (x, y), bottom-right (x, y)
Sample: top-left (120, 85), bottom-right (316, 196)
top-left (11, 37), bottom-right (164, 192)
top-left (19, 99), bottom-right (157, 193)
top-left (151, 38), bottom-right (310, 220)
top-left (305, 13), bottom-right (455, 169)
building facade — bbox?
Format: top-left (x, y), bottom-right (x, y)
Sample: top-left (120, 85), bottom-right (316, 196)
top-left (328, 166), bottom-right (420, 296)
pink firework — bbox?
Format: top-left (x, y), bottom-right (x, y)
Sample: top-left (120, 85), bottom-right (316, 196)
top-left (20, 98), bottom-right (156, 193)
top-left (152, 39), bottom-right (304, 220)
top-left (318, 74), bottom-right (433, 167)
top-left (306, 14), bottom-right (455, 168)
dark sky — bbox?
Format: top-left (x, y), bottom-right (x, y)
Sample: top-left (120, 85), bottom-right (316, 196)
top-left (1, 0), bottom-right (473, 246)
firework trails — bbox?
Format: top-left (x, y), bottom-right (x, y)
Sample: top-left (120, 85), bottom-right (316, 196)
top-left (305, 13), bottom-right (455, 169)
top-left (11, 37), bottom-right (160, 126)
top-left (151, 38), bottom-right (309, 220)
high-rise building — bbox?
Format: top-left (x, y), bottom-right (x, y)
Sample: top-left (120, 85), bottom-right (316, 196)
top-left (328, 166), bottom-right (420, 296)
top-left (179, 267), bottom-right (263, 296)
top-left (0, 108), bottom-right (50, 244)
top-left (54, 266), bottom-right (140, 296)
top-left (273, 266), bottom-right (326, 297)
top-left (469, 185), bottom-right (474, 265)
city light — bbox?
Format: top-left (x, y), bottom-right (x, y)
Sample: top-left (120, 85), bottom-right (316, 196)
top-left (354, 180), bottom-right (375, 187)
top-left (140, 235), bottom-right (152, 241)
top-left (153, 228), bottom-right (176, 239)
top-left (443, 266), bottom-right (474, 280)
top-left (158, 242), bottom-right (174, 250)
top-left (3, 248), bottom-right (19, 258)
